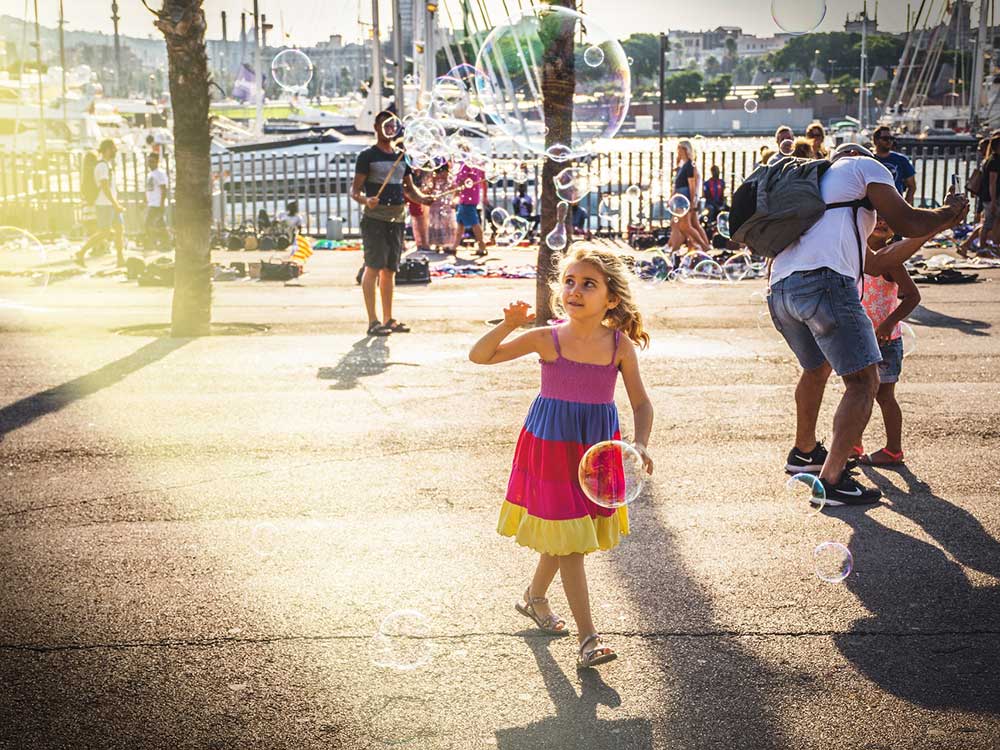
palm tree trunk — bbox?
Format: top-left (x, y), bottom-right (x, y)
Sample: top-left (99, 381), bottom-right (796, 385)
top-left (535, 0), bottom-right (577, 325)
top-left (156, 0), bottom-right (212, 337)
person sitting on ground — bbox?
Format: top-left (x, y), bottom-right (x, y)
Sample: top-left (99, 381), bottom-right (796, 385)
top-left (856, 217), bottom-right (925, 466)
top-left (703, 165), bottom-right (726, 222)
top-left (278, 200), bottom-right (303, 240)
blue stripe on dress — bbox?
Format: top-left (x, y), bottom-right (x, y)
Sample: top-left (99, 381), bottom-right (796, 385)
top-left (523, 396), bottom-right (620, 445)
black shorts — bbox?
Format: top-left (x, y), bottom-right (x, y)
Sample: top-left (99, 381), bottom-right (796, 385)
top-left (361, 216), bottom-right (404, 272)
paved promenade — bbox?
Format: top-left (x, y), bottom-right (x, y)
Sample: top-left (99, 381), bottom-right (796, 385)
top-left (1, 248), bottom-right (998, 749)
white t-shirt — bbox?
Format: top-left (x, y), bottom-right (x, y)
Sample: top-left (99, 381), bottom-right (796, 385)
top-left (145, 168), bottom-right (168, 208)
top-left (770, 156), bottom-right (895, 285)
top-left (93, 159), bottom-right (116, 206)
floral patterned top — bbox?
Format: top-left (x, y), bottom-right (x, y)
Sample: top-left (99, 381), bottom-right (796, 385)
top-left (862, 272), bottom-right (902, 340)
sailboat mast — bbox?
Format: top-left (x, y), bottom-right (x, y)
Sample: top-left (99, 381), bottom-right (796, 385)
top-left (32, 0), bottom-right (45, 155)
top-left (58, 0), bottom-right (67, 125)
top-left (371, 0), bottom-right (383, 112)
top-left (969, 0), bottom-right (989, 132)
top-left (859, 1), bottom-right (868, 129)
top-left (253, 0), bottom-right (264, 134)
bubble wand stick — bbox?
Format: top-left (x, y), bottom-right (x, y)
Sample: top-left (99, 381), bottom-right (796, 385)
top-left (430, 178), bottom-right (487, 200)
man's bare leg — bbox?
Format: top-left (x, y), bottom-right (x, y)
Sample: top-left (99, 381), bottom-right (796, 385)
top-left (820, 364), bottom-right (879, 483)
top-left (795, 361), bottom-right (833, 453)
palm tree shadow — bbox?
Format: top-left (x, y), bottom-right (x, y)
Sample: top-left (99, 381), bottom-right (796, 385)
top-left (908, 304), bottom-right (991, 337)
top-left (317, 336), bottom-right (391, 390)
top-left (0, 337), bottom-right (189, 441)
top-left (495, 637), bottom-right (651, 749)
top-left (833, 471), bottom-right (1000, 712)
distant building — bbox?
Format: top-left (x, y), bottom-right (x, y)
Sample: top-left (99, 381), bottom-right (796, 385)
top-left (668, 26), bottom-right (789, 72)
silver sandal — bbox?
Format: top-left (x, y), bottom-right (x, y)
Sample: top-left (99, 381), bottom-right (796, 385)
top-left (577, 633), bottom-right (617, 669)
top-left (514, 586), bottom-right (569, 636)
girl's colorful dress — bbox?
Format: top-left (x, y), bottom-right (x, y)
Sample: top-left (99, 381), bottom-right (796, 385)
top-left (498, 327), bottom-right (629, 556)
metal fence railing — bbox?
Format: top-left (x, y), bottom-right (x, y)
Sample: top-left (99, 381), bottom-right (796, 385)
top-left (0, 142), bottom-right (979, 238)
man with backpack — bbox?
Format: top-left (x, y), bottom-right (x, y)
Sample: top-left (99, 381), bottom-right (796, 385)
top-left (735, 143), bottom-right (967, 505)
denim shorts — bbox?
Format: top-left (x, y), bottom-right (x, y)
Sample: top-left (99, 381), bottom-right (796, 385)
top-left (878, 337), bottom-right (903, 384)
top-left (455, 203), bottom-right (481, 227)
top-left (96, 205), bottom-right (123, 230)
top-left (767, 268), bottom-right (882, 376)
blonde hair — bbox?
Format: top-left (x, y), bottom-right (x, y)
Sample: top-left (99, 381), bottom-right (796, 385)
top-left (550, 245), bottom-right (650, 349)
top-left (677, 139), bottom-right (695, 162)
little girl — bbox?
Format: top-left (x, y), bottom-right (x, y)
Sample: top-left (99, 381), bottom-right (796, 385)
top-left (469, 246), bottom-right (654, 669)
top-left (858, 218), bottom-right (923, 466)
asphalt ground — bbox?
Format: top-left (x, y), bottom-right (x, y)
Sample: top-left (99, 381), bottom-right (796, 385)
top-left (1, 244), bottom-right (999, 749)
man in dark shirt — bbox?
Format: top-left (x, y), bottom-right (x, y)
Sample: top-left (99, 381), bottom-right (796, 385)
top-left (351, 111), bottom-right (434, 336)
top-left (872, 125), bottom-right (916, 205)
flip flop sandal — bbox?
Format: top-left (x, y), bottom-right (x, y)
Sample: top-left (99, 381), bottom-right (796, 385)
top-left (384, 319), bottom-right (411, 333)
top-left (514, 587), bottom-right (569, 636)
top-left (859, 448), bottom-right (905, 466)
top-left (577, 633), bottom-right (617, 669)
top-left (366, 321), bottom-right (391, 337)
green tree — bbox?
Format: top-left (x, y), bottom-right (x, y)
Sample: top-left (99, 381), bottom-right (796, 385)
top-left (620, 33), bottom-right (662, 82)
top-left (704, 55), bottom-right (720, 78)
top-left (832, 74), bottom-right (859, 108)
top-left (154, 0), bottom-right (212, 336)
top-left (754, 82), bottom-right (776, 102)
top-left (872, 78), bottom-right (891, 103)
top-left (702, 74), bottom-right (732, 102)
top-left (723, 37), bottom-right (738, 73)
top-left (664, 70), bottom-right (702, 103)
top-left (793, 78), bottom-right (818, 103)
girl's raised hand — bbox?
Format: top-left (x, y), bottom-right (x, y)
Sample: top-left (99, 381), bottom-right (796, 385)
top-left (503, 300), bottom-right (535, 328)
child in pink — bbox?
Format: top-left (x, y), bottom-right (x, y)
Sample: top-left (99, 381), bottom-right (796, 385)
top-left (453, 163), bottom-right (488, 257)
top-left (858, 219), bottom-right (923, 466)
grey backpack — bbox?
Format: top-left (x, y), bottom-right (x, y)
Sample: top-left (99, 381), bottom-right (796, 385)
top-left (730, 156), bottom-right (868, 261)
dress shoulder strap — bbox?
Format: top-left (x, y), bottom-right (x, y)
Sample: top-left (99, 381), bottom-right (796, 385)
top-left (550, 326), bottom-right (562, 356)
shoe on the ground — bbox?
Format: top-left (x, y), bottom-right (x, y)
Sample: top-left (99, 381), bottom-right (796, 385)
top-left (785, 441), bottom-right (857, 474)
top-left (817, 472), bottom-right (881, 506)
top-left (366, 320), bottom-right (391, 337)
top-left (384, 318), bottom-right (410, 333)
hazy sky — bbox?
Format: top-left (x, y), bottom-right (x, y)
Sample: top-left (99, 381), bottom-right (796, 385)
top-left (0, 0), bottom-right (913, 46)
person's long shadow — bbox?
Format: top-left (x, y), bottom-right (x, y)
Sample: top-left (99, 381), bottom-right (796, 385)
top-left (908, 304), bottom-right (991, 337)
top-left (317, 336), bottom-right (391, 390)
top-left (0, 337), bottom-right (188, 441)
top-left (495, 637), bottom-right (652, 749)
top-left (833, 468), bottom-right (1000, 712)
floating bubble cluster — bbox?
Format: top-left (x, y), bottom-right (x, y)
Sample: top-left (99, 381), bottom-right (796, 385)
top-left (271, 48), bottom-right (314, 91)
top-left (578, 440), bottom-right (646, 509)
top-left (553, 167), bottom-right (593, 205)
top-left (475, 6), bottom-right (630, 158)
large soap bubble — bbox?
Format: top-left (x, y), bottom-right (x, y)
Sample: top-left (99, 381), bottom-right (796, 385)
top-left (271, 48), bottom-right (314, 91)
top-left (475, 6), bottom-right (630, 159)
top-left (771, 0), bottom-right (826, 35)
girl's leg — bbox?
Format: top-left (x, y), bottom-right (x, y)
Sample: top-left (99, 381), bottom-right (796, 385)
top-left (557, 553), bottom-right (598, 645)
top-left (524, 553), bottom-right (561, 623)
top-left (875, 382), bottom-right (903, 454)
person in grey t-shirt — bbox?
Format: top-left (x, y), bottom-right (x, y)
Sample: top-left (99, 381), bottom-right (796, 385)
top-left (351, 111), bottom-right (434, 336)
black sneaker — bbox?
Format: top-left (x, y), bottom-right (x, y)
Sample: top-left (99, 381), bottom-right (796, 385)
top-left (817, 472), bottom-right (881, 506)
top-left (785, 441), bottom-right (857, 474)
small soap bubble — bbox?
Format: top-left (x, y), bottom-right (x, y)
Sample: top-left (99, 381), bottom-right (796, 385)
top-left (584, 45), bottom-right (605, 68)
top-left (545, 143), bottom-right (574, 163)
top-left (716, 211), bottom-right (731, 238)
top-left (668, 193), bottom-right (691, 217)
top-left (625, 184), bottom-right (641, 201)
top-left (369, 609), bottom-right (434, 671)
top-left (813, 541), bottom-right (853, 583)
top-left (786, 472), bottom-right (825, 514)
top-left (270, 48), bottom-right (314, 90)
top-left (899, 322), bottom-right (917, 357)
top-left (743, 99), bottom-right (758, 114)
top-left (578, 440), bottom-right (646, 509)
top-left (490, 207), bottom-right (510, 225)
top-left (779, 139), bottom-right (795, 156)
